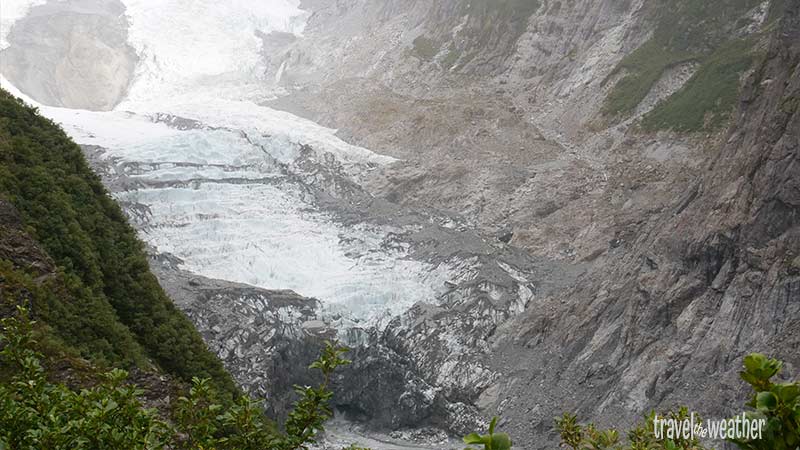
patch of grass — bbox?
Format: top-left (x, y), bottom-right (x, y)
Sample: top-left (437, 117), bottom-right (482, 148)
top-left (602, 40), bottom-right (694, 117)
top-left (641, 38), bottom-right (755, 132)
top-left (602, 0), bottom-right (765, 125)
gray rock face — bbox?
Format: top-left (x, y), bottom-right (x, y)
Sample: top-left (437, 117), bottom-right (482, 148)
top-left (260, 0), bottom-right (799, 447)
top-left (492, 5), bottom-right (800, 447)
top-left (80, 106), bottom-right (572, 439)
top-left (0, 0), bottom-right (137, 111)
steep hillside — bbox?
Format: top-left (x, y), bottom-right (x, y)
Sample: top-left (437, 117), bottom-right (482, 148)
top-left (495, 2), bottom-right (800, 447)
top-left (0, 88), bottom-right (236, 396)
top-left (266, 0), bottom-right (779, 265)
top-left (262, 0), bottom-right (798, 445)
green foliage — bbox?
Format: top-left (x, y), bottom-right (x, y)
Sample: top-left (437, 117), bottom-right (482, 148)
top-left (731, 353), bottom-right (800, 450)
top-left (602, 40), bottom-right (693, 118)
top-left (558, 408), bottom-right (707, 450)
top-left (0, 309), bottom-right (172, 450)
top-left (463, 416), bottom-right (512, 450)
top-left (0, 89), bottom-right (235, 396)
top-left (0, 260), bottom-right (146, 370)
top-left (282, 341), bottom-right (352, 449)
top-left (0, 311), bottom-right (355, 449)
top-left (641, 39), bottom-right (754, 131)
top-left (602, 0), bottom-right (764, 129)
top-left (173, 340), bottom-right (352, 450)
top-left (555, 413), bottom-right (582, 450)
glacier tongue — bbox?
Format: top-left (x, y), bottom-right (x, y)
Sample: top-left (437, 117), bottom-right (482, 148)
top-left (118, 179), bottom-right (449, 326)
top-left (0, 73), bottom-right (447, 327)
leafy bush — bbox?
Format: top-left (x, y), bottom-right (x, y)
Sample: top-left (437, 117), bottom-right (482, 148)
top-left (0, 309), bottom-right (171, 450)
top-left (463, 417), bottom-right (512, 450)
top-left (732, 353), bottom-right (800, 450)
top-left (557, 408), bottom-right (708, 450)
top-left (0, 308), bottom-right (353, 450)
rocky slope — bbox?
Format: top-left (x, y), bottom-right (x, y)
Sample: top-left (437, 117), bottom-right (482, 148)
top-left (263, 0), bottom-right (739, 264)
top-left (260, 0), bottom-right (799, 446)
top-left (493, 5), bottom-right (800, 446)
top-left (0, 0), bottom-right (137, 111)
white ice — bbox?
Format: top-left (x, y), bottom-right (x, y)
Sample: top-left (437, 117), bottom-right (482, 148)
top-left (0, 1), bottom-right (442, 327)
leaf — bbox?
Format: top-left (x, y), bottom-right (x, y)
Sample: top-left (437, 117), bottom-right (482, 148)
top-left (744, 353), bottom-right (766, 374)
top-left (489, 416), bottom-right (498, 435)
top-left (463, 433), bottom-right (484, 444)
top-left (756, 391), bottom-right (778, 412)
top-left (490, 432), bottom-right (512, 450)
top-left (740, 371), bottom-right (760, 387)
top-left (772, 383), bottom-right (800, 405)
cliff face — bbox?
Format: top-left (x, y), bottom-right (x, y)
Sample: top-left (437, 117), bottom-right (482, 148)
top-left (267, 0), bottom-right (771, 266)
top-left (0, 0), bottom-right (137, 111)
top-left (493, 4), bottom-right (800, 447)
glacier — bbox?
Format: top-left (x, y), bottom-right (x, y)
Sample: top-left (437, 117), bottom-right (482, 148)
top-left (0, 0), bottom-right (448, 327)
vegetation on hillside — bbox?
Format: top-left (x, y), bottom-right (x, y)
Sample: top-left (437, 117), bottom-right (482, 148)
top-left (412, 0), bottom-right (540, 71)
top-left (0, 310), bottom-right (353, 449)
top-left (0, 88), bottom-right (235, 396)
top-left (640, 38), bottom-right (755, 132)
top-left (603, 0), bottom-right (771, 131)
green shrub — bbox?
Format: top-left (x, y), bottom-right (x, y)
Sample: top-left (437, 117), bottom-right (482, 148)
top-left (463, 416), bottom-right (512, 450)
top-left (0, 309), bottom-right (171, 450)
top-left (554, 353), bottom-right (799, 450)
top-left (0, 309), bottom-right (355, 450)
top-left (732, 353), bottom-right (800, 449)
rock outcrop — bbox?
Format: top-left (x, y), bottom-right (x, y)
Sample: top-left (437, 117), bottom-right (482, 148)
top-left (492, 4), bottom-right (800, 447)
top-left (0, 0), bottom-right (137, 111)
